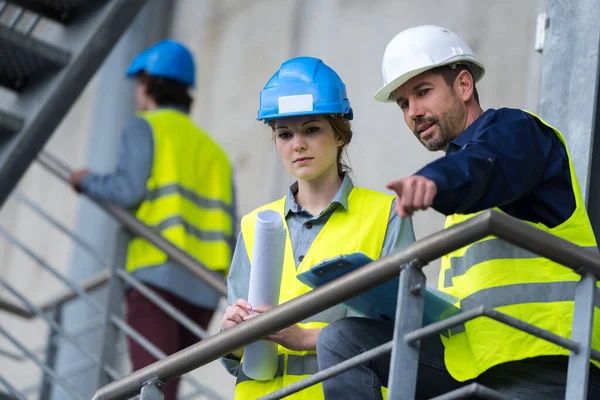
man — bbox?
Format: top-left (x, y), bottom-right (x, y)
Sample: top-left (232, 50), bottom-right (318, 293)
top-left (70, 39), bottom-right (235, 399)
top-left (316, 25), bottom-right (600, 399)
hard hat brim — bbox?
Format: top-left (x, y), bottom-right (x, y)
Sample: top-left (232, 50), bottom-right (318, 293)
top-left (257, 109), bottom-right (353, 122)
top-left (373, 57), bottom-right (485, 103)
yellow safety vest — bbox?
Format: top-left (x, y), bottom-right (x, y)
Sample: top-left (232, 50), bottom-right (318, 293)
top-left (235, 187), bottom-right (393, 399)
top-left (126, 109), bottom-right (234, 276)
top-left (438, 111), bottom-right (600, 381)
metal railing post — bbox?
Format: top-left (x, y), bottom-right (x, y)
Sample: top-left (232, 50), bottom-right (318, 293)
top-left (96, 230), bottom-right (127, 388)
top-left (40, 306), bottom-right (63, 400)
top-left (388, 260), bottom-right (427, 400)
top-left (565, 272), bottom-right (597, 399)
top-left (140, 378), bottom-right (165, 400)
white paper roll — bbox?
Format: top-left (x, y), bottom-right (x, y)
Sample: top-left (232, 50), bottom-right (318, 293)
top-left (242, 210), bottom-right (286, 380)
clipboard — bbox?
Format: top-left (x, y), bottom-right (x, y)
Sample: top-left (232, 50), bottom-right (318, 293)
top-left (297, 252), bottom-right (461, 325)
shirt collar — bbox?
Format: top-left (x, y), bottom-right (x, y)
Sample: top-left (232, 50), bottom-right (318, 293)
top-left (284, 174), bottom-right (355, 216)
top-left (447, 109), bottom-right (493, 152)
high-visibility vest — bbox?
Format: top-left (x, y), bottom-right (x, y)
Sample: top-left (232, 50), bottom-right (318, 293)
top-left (126, 109), bottom-right (234, 276)
top-left (235, 187), bottom-right (393, 399)
top-left (438, 111), bottom-right (600, 381)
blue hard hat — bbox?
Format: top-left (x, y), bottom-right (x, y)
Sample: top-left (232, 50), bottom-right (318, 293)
top-left (126, 39), bottom-right (195, 87)
top-left (258, 57), bottom-right (353, 122)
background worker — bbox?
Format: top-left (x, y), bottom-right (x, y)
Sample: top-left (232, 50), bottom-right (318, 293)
top-left (70, 39), bottom-right (236, 400)
top-left (317, 25), bottom-right (600, 399)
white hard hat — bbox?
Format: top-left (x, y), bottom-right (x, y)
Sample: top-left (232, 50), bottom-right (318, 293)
top-left (374, 25), bottom-right (485, 103)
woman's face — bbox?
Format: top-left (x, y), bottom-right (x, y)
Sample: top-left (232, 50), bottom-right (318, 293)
top-left (273, 115), bottom-right (343, 182)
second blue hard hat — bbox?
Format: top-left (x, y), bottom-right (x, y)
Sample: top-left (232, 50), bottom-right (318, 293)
top-left (258, 57), bottom-right (353, 122)
top-left (126, 39), bottom-right (195, 87)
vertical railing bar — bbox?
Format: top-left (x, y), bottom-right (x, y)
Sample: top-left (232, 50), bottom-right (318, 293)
top-left (0, 280), bottom-right (120, 380)
top-left (565, 272), bottom-right (596, 399)
top-left (40, 307), bottom-right (62, 400)
top-left (96, 244), bottom-right (125, 388)
top-left (0, 374), bottom-right (27, 400)
top-left (0, 326), bottom-right (85, 400)
top-left (388, 260), bottom-right (427, 400)
top-left (139, 378), bottom-right (164, 400)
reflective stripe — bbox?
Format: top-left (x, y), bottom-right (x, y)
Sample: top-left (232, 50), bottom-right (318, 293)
top-left (156, 215), bottom-right (231, 242)
top-left (146, 183), bottom-right (234, 215)
top-left (287, 354), bottom-right (319, 376)
top-left (301, 305), bottom-right (347, 324)
top-left (235, 354), bottom-right (319, 385)
top-left (461, 281), bottom-right (600, 310)
top-left (448, 281), bottom-right (600, 335)
top-left (444, 239), bottom-right (539, 288)
top-left (444, 239), bottom-right (598, 288)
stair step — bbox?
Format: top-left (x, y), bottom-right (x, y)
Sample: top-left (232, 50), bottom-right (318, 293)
top-left (6, 0), bottom-right (107, 24)
top-left (0, 25), bottom-right (71, 92)
top-left (0, 109), bottom-right (24, 135)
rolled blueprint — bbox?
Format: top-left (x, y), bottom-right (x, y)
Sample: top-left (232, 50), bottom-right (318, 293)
top-left (242, 210), bottom-right (286, 380)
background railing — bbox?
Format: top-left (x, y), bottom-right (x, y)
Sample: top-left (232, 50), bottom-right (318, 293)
top-left (0, 151), bottom-right (230, 400)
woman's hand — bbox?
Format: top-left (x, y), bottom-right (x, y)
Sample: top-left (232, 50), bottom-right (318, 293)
top-left (244, 306), bottom-right (320, 351)
top-left (222, 298), bottom-right (253, 358)
top-left (222, 298), bottom-right (253, 330)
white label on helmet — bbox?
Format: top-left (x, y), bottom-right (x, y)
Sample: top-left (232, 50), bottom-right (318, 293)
top-left (278, 94), bottom-right (314, 114)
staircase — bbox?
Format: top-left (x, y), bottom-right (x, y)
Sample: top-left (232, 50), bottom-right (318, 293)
top-left (0, 0), bottom-right (148, 207)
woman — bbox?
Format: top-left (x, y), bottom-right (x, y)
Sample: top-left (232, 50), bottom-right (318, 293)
top-left (221, 56), bottom-right (415, 399)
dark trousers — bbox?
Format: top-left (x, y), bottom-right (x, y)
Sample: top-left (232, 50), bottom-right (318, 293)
top-left (126, 285), bottom-right (215, 400)
top-left (317, 317), bottom-right (600, 399)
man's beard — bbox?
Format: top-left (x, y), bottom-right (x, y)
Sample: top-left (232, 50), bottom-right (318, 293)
top-left (413, 116), bottom-right (454, 151)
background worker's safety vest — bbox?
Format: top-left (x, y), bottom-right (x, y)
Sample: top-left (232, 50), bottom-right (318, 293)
top-left (126, 109), bottom-right (234, 276)
top-left (438, 111), bottom-right (600, 381)
top-left (236, 187), bottom-right (393, 400)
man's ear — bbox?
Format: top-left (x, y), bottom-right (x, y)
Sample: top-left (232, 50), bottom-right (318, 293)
top-left (455, 70), bottom-right (474, 102)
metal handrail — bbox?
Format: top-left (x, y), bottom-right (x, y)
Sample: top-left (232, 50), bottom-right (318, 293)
top-left (9, 190), bottom-right (209, 338)
top-left (92, 210), bottom-right (600, 400)
top-left (36, 151), bottom-right (227, 296)
top-left (0, 222), bottom-right (214, 397)
top-left (0, 296), bottom-right (33, 318)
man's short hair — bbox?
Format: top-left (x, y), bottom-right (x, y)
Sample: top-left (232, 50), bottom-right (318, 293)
top-left (138, 72), bottom-right (193, 112)
top-left (431, 64), bottom-right (480, 105)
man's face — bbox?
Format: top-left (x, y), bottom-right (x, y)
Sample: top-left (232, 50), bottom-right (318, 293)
top-left (134, 80), bottom-right (150, 112)
top-left (393, 70), bottom-right (467, 151)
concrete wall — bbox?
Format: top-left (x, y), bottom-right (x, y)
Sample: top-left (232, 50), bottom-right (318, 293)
top-left (0, 0), bottom-right (546, 398)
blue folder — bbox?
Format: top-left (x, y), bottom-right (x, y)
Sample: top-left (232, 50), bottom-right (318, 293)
top-left (297, 252), bottom-right (461, 326)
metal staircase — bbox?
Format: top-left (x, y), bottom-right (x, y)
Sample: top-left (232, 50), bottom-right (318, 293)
top-left (0, 0), bottom-right (148, 207)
